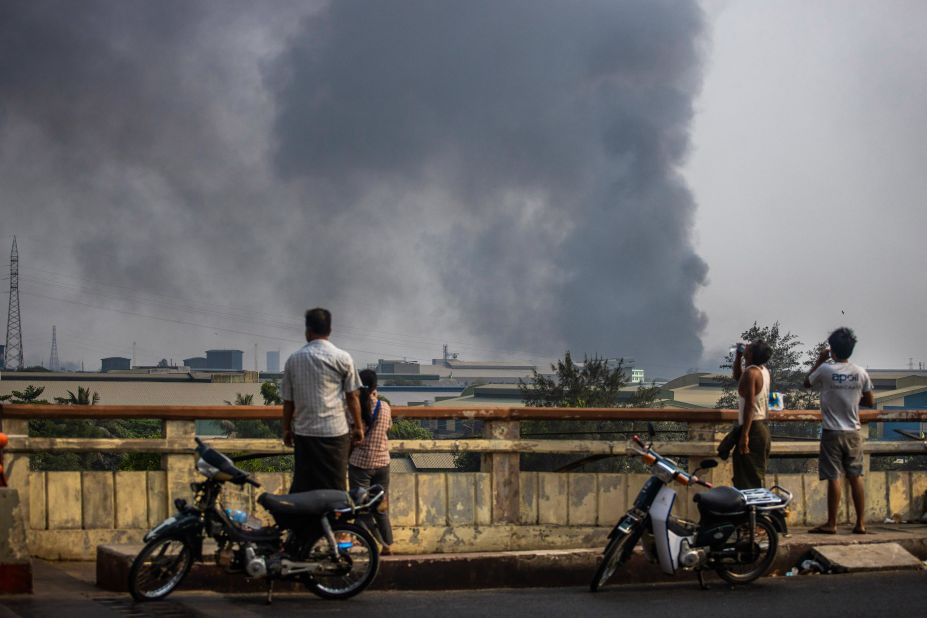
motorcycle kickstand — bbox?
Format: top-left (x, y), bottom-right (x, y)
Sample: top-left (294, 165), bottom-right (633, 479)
top-left (697, 570), bottom-right (710, 590)
top-left (265, 580), bottom-right (274, 605)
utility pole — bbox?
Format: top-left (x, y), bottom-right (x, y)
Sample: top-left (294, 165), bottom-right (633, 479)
top-left (4, 237), bottom-right (24, 370)
top-left (48, 325), bottom-right (60, 371)
top-left (132, 341), bottom-right (136, 368)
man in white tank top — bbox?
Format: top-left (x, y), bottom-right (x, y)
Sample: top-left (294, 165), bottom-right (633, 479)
top-left (731, 339), bottom-right (773, 489)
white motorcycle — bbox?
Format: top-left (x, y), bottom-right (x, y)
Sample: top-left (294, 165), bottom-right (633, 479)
top-left (591, 426), bottom-right (791, 591)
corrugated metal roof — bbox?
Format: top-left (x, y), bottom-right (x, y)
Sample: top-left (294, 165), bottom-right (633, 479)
top-left (409, 453), bottom-right (457, 470)
top-left (389, 457), bottom-right (416, 473)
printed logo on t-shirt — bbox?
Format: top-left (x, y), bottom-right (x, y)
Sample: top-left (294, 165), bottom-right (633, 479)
top-left (831, 373), bottom-right (859, 384)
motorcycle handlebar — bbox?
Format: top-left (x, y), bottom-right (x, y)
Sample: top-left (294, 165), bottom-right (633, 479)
top-left (244, 476), bottom-right (261, 488)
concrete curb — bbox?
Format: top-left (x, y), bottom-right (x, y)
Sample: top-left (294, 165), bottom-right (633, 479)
top-left (96, 525), bottom-right (927, 594)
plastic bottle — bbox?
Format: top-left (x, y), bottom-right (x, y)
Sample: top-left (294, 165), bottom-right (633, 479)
top-left (225, 508), bottom-right (261, 530)
top-left (225, 508), bottom-right (248, 524)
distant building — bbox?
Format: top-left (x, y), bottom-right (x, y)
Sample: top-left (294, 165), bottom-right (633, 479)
top-left (377, 359), bottom-right (420, 374)
top-left (631, 368), bottom-right (645, 384)
top-left (101, 357), bottom-right (131, 372)
top-left (184, 357), bottom-right (208, 370)
top-left (205, 349), bottom-right (243, 371)
top-left (266, 351), bottom-right (280, 374)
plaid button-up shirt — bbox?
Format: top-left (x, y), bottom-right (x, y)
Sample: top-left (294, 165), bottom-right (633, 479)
top-left (282, 339), bottom-right (362, 437)
top-left (349, 399), bottom-right (392, 470)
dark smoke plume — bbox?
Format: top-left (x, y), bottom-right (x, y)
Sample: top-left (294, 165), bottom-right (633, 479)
top-left (0, 0), bottom-right (708, 372)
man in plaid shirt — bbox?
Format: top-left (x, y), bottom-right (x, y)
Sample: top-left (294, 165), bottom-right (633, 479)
top-left (282, 308), bottom-right (363, 493)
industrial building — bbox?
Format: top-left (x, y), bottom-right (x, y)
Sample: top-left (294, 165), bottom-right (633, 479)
top-left (100, 357), bottom-right (131, 372)
top-left (266, 350), bottom-right (280, 374)
top-left (205, 349), bottom-right (243, 371)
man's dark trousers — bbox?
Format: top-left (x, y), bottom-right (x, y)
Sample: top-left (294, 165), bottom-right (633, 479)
top-left (731, 421), bottom-right (771, 489)
top-left (290, 433), bottom-right (351, 493)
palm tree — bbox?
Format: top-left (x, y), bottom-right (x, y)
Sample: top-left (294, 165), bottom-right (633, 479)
top-left (224, 393), bottom-right (254, 406)
top-left (54, 386), bottom-right (100, 405)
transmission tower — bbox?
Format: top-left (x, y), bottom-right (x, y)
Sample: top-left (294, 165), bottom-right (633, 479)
top-left (4, 237), bottom-right (24, 370)
top-left (49, 325), bottom-right (60, 371)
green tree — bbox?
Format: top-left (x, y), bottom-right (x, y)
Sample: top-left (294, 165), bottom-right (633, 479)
top-left (10, 385), bottom-right (49, 404)
top-left (518, 352), bottom-right (670, 473)
top-left (260, 381), bottom-right (282, 405)
top-left (222, 392), bottom-right (287, 472)
top-left (388, 418), bottom-right (433, 440)
top-left (29, 387), bottom-right (160, 471)
top-left (715, 322), bottom-right (824, 411)
top-left (54, 386), bottom-right (100, 406)
top-left (225, 393), bottom-right (255, 406)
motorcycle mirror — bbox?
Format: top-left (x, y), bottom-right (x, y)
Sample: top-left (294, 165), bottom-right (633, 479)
top-left (699, 459), bottom-right (718, 470)
top-left (647, 422), bottom-right (656, 439)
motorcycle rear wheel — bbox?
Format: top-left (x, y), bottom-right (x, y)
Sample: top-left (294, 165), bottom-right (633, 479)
top-left (590, 529), bottom-right (636, 592)
top-left (714, 518), bottom-right (778, 585)
top-left (304, 522), bottom-right (379, 600)
top-left (128, 537), bottom-right (194, 602)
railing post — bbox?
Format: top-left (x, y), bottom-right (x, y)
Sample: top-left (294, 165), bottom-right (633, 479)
top-left (688, 420), bottom-right (731, 487)
top-left (1, 418), bottom-right (30, 530)
top-left (482, 419), bottom-right (519, 524)
top-left (162, 419), bottom-right (196, 512)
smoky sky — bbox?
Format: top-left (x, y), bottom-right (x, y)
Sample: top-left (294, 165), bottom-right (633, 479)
top-left (0, 0), bottom-right (708, 374)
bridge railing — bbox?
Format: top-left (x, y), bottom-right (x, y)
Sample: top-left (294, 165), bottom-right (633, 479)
top-left (2, 405), bottom-right (927, 559)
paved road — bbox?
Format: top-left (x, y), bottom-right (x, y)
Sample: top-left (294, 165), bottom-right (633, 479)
top-left (3, 562), bottom-right (927, 617)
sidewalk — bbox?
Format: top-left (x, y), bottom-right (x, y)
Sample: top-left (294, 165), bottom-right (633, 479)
top-left (93, 523), bottom-right (927, 593)
top-left (2, 527), bottom-right (925, 617)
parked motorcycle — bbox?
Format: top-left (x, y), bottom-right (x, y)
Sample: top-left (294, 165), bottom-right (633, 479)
top-left (128, 438), bottom-right (384, 603)
top-left (591, 426), bottom-right (791, 591)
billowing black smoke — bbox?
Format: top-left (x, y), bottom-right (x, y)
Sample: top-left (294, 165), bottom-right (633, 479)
top-left (268, 0), bottom-right (709, 369)
top-left (0, 0), bottom-right (707, 372)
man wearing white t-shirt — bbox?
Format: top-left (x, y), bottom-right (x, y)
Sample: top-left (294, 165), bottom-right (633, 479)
top-left (805, 327), bottom-right (874, 535)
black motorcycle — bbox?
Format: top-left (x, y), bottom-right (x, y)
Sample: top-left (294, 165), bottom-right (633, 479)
top-left (128, 438), bottom-right (384, 602)
top-left (591, 427), bottom-right (791, 591)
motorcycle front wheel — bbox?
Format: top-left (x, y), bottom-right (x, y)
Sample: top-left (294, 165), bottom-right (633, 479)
top-left (714, 517), bottom-right (778, 585)
top-left (127, 537), bottom-right (194, 602)
top-left (304, 522), bottom-right (380, 600)
top-left (590, 527), bottom-right (638, 592)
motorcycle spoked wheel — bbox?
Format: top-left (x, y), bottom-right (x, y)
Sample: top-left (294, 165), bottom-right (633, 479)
top-left (714, 518), bottom-right (778, 585)
top-left (302, 522), bottom-right (380, 600)
top-left (128, 537), bottom-right (194, 602)
top-left (590, 526), bottom-right (640, 592)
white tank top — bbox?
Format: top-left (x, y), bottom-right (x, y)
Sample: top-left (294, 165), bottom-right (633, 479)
top-left (738, 365), bottom-right (770, 425)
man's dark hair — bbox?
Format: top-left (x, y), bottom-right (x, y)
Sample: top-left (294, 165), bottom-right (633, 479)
top-left (828, 327), bottom-right (857, 360)
top-left (750, 339), bottom-right (773, 366)
top-left (305, 307), bottom-right (332, 336)
top-left (359, 369), bottom-right (378, 429)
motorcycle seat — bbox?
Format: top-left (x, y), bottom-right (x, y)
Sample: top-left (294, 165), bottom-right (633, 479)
top-left (694, 486), bottom-right (746, 514)
top-left (258, 489), bottom-right (352, 517)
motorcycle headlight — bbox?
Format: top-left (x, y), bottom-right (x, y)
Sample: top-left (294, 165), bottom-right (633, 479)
top-left (653, 460), bottom-right (677, 483)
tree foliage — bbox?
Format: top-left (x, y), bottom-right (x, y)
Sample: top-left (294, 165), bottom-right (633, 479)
top-left (24, 386), bottom-right (161, 471)
top-left (517, 352), bottom-right (670, 473)
top-left (715, 322), bottom-right (824, 411)
top-left (520, 352), bottom-right (662, 409)
top-left (54, 386), bottom-right (100, 406)
top-left (260, 381), bottom-right (282, 405)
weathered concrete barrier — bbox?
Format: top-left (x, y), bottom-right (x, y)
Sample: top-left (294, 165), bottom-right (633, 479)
top-left (0, 488), bottom-right (33, 593)
top-left (20, 469), bottom-right (927, 559)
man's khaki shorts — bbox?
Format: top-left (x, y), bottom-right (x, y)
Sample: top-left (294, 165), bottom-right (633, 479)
top-left (819, 429), bottom-right (864, 480)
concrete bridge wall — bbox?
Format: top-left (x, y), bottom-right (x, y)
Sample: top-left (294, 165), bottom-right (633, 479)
top-left (21, 468), bottom-right (927, 560)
